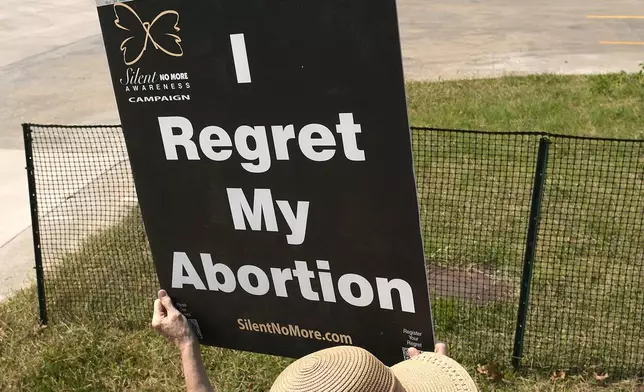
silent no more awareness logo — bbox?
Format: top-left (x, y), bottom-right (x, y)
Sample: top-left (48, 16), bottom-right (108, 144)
top-left (113, 2), bottom-right (183, 65)
top-left (113, 3), bottom-right (191, 104)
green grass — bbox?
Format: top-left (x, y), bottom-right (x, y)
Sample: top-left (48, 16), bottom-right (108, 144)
top-left (1, 211), bottom-right (293, 392)
top-left (407, 72), bottom-right (644, 377)
top-left (0, 288), bottom-right (292, 391)
top-left (2, 73), bottom-right (644, 391)
top-left (2, 288), bottom-right (642, 392)
top-left (413, 128), bottom-right (644, 372)
top-left (407, 72), bottom-right (644, 139)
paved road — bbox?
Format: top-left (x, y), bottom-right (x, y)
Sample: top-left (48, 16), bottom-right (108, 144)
top-left (399, 0), bottom-right (644, 79)
top-left (1, 0), bottom-right (643, 301)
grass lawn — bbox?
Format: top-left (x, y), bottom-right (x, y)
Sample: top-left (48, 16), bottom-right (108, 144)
top-left (1, 73), bottom-right (643, 391)
top-left (407, 72), bottom-right (644, 139)
top-left (408, 72), bottom-right (643, 377)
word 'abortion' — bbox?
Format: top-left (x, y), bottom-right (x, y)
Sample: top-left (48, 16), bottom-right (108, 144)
top-left (158, 113), bottom-right (366, 173)
top-left (172, 253), bottom-right (416, 313)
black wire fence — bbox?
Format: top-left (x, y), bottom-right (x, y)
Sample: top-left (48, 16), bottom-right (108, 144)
top-left (23, 124), bottom-right (644, 374)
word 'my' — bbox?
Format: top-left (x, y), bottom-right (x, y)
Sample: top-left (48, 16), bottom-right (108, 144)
top-left (227, 188), bottom-right (309, 245)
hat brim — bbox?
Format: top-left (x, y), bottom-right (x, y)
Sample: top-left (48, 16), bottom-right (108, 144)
top-left (390, 352), bottom-right (478, 392)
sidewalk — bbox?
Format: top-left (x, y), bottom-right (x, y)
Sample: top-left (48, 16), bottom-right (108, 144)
top-left (0, 0), bottom-right (119, 301)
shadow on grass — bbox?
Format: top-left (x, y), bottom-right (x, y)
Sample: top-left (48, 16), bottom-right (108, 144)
top-left (43, 207), bottom-right (157, 329)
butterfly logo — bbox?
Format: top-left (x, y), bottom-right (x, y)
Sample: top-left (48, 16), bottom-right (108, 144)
top-left (113, 3), bottom-right (184, 66)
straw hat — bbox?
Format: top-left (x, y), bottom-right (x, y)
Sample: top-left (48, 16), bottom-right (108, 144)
top-left (269, 346), bottom-right (478, 392)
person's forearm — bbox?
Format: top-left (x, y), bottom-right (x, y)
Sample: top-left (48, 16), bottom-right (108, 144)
top-left (180, 340), bottom-right (216, 392)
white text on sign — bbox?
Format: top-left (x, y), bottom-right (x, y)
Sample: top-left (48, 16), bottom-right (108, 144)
top-left (158, 113), bottom-right (366, 173)
top-left (171, 253), bottom-right (417, 313)
top-left (227, 188), bottom-right (309, 245)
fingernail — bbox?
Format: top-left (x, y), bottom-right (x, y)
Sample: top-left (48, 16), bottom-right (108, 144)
top-left (159, 289), bottom-right (167, 297)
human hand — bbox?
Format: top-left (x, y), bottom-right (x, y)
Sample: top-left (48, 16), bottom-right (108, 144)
top-left (151, 289), bottom-right (196, 349)
top-left (408, 342), bottom-right (448, 359)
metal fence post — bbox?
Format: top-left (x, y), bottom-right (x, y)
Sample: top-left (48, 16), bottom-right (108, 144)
top-left (512, 136), bottom-right (550, 369)
top-left (23, 123), bottom-right (48, 325)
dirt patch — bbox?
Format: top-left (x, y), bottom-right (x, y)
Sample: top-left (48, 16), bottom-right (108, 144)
top-left (428, 264), bottom-right (516, 306)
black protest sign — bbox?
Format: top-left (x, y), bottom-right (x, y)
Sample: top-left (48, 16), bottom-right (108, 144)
top-left (96, 0), bottom-right (434, 365)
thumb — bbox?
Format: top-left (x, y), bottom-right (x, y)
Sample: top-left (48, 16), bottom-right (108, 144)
top-left (158, 289), bottom-right (176, 311)
top-left (434, 342), bottom-right (448, 356)
top-left (152, 299), bottom-right (165, 325)
top-left (154, 298), bottom-right (166, 316)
